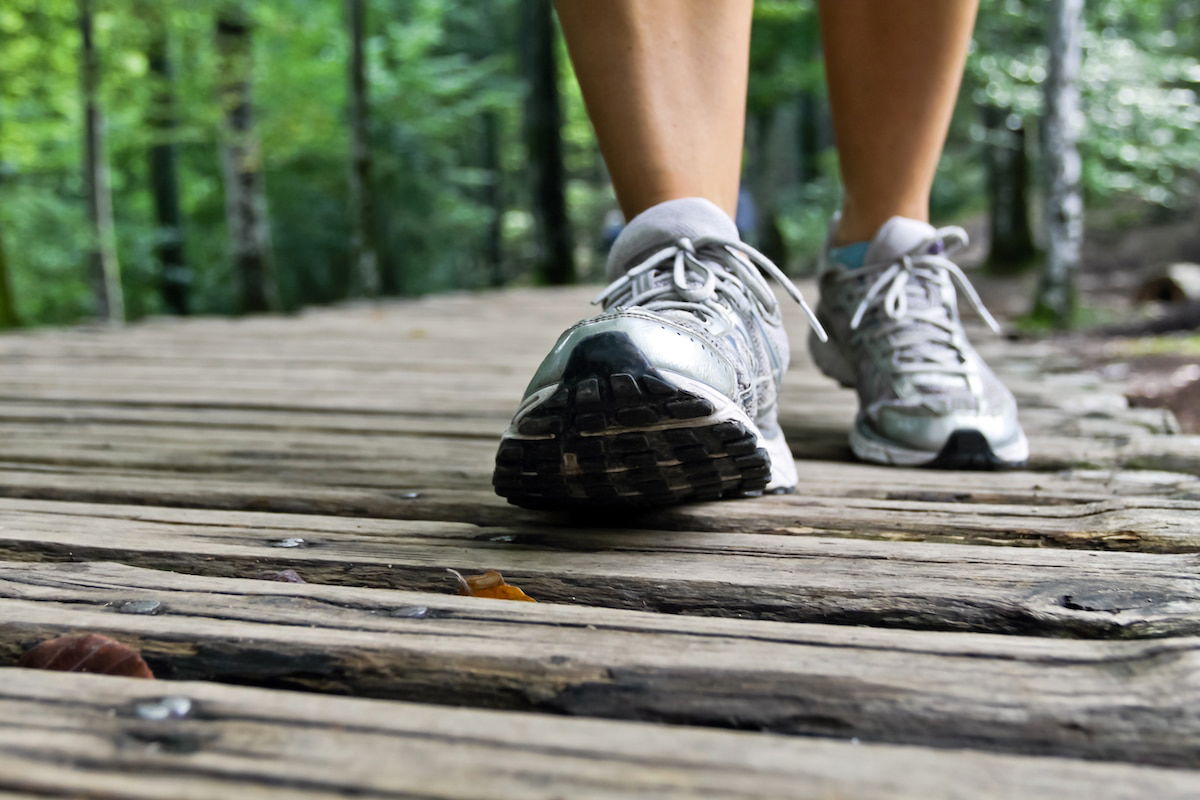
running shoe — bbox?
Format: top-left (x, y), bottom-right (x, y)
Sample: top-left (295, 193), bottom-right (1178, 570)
top-left (493, 197), bottom-right (825, 509)
top-left (808, 216), bottom-right (1029, 468)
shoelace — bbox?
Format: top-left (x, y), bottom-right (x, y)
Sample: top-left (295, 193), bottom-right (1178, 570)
top-left (594, 236), bottom-right (828, 341)
top-left (841, 226), bottom-right (1000, 376)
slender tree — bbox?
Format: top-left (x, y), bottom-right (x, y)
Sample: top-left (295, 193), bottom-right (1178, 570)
top-left (797, 90), bottom-right (824, 185)
top-left (519, 0), bottom-right (573, 285)
top-left (747, 105), bottom-right (799, 264)
top-left (481, 109), bottom-right (505, 287)
top-left (216, 1), bottom-right (278, 313)
top-left (346, 0), bottom-right (380, 297)
top-left (461, 2), bottom-right (506, 286)
top-left (79, 0), bottom-right (124, 323)
top-left (0, 226), bottom-right (17, 329)
top-left (146, 7), bottom-right (189, 314)
top-left (981, 105), bottom-right (1035, 273)
top-left (1035, 0), bottom-right (1085, 326)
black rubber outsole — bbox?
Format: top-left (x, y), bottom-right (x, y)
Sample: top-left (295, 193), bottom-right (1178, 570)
top-left (926, 429), bottom-right (1025, 470)
top-left (493, 332), bottom-right (771, 510)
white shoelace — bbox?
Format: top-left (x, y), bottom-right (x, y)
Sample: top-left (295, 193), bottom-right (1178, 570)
top-left (841, 226), bottom-right (1000, 376)
top-left (594, 236), bottom-right (828, 341)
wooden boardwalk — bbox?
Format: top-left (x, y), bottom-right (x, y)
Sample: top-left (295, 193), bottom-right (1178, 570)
top-left (1, 285), bottom-right (1199, 798)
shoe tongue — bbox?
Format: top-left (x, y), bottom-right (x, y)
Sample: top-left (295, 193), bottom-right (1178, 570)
top-left (605, 197), bottom-right (739, 280)
top-left (863, 216), bottom-right (938, 266)
top-left (862, 218), bottom-right (967, 393)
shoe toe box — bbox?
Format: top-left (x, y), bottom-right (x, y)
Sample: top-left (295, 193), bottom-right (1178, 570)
top-left (523, 311), bottom-right (739, 400)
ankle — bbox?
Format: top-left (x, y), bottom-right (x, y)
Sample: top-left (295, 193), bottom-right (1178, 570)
top-left (834, 203), bottom-right (929, 247)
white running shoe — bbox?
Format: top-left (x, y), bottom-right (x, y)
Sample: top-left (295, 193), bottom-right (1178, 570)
top-left (808, 216), bottom-right (1029, 468)
top-left (493, 197), bottom-right (825, 509)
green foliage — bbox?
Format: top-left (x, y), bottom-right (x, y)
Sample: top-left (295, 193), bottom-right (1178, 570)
top-left (971, 0), bottom-right (1200, 209)
top-left (0, 0), bottom-right (1195, 326)
top-left (748, 1), bottom-right (823, 113)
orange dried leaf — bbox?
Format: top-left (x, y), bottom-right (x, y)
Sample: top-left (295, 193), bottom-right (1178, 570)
top-left (19, 633), bottom-right (155, 679)
top-left (447, 569), bottom-right (537, 602)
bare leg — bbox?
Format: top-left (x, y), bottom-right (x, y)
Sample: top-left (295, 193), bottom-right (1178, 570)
top-left (820, 0), bottom-right (979, 245)
top-left (555, 0), bottom-right (753, 219)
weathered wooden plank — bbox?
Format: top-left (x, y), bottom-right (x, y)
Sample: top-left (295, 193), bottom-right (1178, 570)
top-left (0, 396), bottom-right (1179, 453)
top-left (2, 397), bottom-right (1195, 494)
top-left (0, 418), bottom-right (1192, 487)
top-left (0, 499), bottom-right (1198, 637)
top-left (3, 397), bottom-right (1198, 506)
top-left (2, 561), bottom-right (1200, 766)
top-left (5, 669), bottom-right (1200, 800)
top-left (0, 363), bottom-right (1169, 431)
top-left (0, 460), bottom-right (1196, 552)
top-left (1, 400), bottom-right (1186, 478)
top-left (2, 311), bottom-right (1191, 474)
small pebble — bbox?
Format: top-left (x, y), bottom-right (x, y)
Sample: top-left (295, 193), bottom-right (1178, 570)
top-left (259, 569), bottom-right (306, 583)
top-left (118, 600), bottom-right (163, 615)
top-left (134, 696), bottom-right (193, 721)
top-left (270, 537), bottom-right (306, 548)
top-left (398, 492), bottom-right (421, 500)
top-left (391, 605), bottom-right (429, 619)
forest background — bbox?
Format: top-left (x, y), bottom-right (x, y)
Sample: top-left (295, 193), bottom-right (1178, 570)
top-left (0, 0), bottom-right (1197, 329)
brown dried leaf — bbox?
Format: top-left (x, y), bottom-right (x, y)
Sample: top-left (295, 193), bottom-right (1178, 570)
top-left (448, 569), bottom-right (537, 602)
top-left (19, 633), bottom-right (155, 679)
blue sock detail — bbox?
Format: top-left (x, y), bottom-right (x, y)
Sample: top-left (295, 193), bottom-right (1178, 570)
top-left (829, 241), bottom-right (869, 269)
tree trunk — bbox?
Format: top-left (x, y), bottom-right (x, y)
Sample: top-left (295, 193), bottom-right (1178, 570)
top-left (345, 0), bottom-right (380, 298)
top-left (797, 90), bottom-right (822, 184)
top-left (1035, 0), bottom-right (1085, 327)
top-left (216, 2), bottom-right (278, 313)
top-left (482, 110), bottom-right (505, 287)
top-left (752, 104), bottom-right (799, 267)
top-left (0, 226), bottom-right (17, 329)
top-left (981, 105), bottom-right (1036, 274)
top-left (519, 0), bottom-right (573, 285)
top-left (79, 0), bottom-right (124, 323)
top-left (146, 10), bottom-right (189, 315)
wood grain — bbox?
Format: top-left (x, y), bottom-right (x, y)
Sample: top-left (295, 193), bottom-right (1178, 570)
top-left (0, 498), bottom-right (1198, 637)
top-left (1, 283), bottom-right (1197, 788)
top-left (2, 562), bottom-right (1199, 767)
top-left (4, 668), bottom-right (1199, 800)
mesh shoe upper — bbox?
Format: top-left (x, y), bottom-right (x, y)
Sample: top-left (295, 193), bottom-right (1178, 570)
top-left (595, 232), bottom-right (822, 425)
top-left (528, 198), bottom-right (824, 428)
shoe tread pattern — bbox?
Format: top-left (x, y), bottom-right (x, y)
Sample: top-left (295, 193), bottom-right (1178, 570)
top-left (493, 332), bottom-right (770, 510)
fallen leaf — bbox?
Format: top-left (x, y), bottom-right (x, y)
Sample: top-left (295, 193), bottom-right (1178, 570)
top-left (448, 568), bottom-right (537, 602)
top-left (19, 633), bottom-right (155, 679)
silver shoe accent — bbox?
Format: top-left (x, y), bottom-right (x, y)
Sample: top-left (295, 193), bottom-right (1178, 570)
top-left (809, 218), bottom-right (1029, 468)
top-left (494, 199), bottom-right (824, 509)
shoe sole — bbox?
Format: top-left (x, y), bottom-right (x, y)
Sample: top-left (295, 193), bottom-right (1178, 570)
top-left (493, 332), bottom-right (775, 510)
top-left (849, 417), bottom-right (1029, 469)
